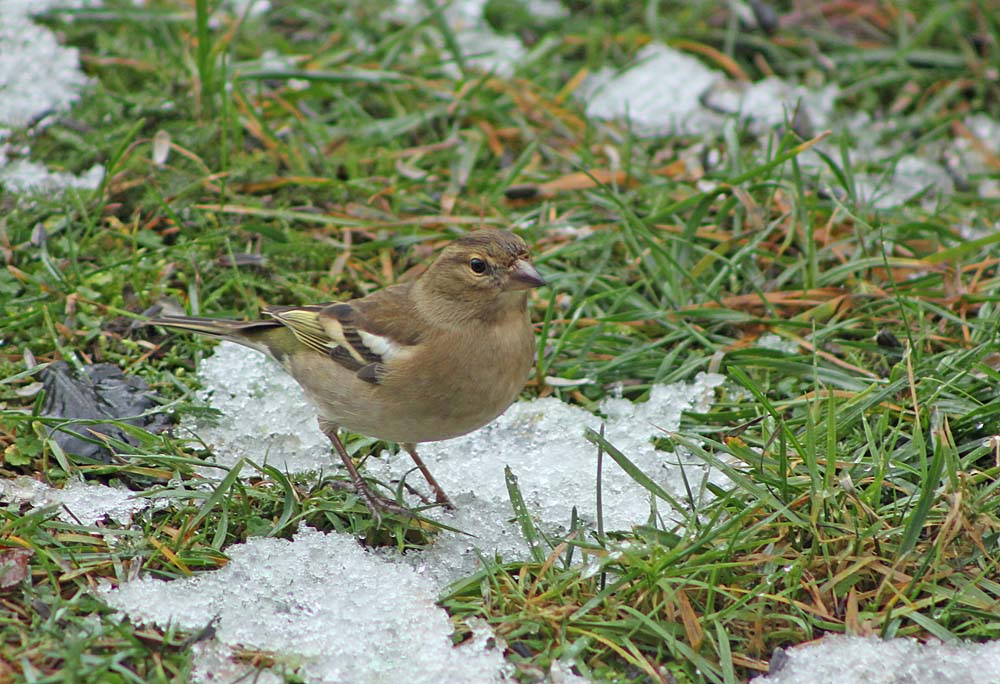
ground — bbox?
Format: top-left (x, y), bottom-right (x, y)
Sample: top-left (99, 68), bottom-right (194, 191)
top-left (1, 1), bottom-right (999, 683)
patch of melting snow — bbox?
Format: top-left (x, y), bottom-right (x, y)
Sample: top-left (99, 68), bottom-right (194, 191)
top-left (0, 160), bottom-right (104, 194)
top-left (703, 76), bottom-right (840, 132)
top-left (851, 154), bottom-right (956, 211)
top-left (581, 44), bottom-right (725, 137)
top-left (949, 113), bottom-right (1000, 200)
top-left (0, 0), bottom-right (265, 194)
top-left (101, 526), bottom-right (512, 684)
top-left (0, 477), bottom-right (149, 526)
top-left (379, 375), bottom-right (727, 576)
top-left (385, 0), bottom-right (565, 77)
top-left (580, 44), bottom-right (838, 138)
top-left (756, 333), bottom-right (801, 355)
top-left (0, 1), bottom-right (97, 128)
top-left (180, 342), bottom-right (334, 474)
top-left (579, 42), bottom-right (1000, 209)
top-left (0, 0), bottom-right (106, 193)
top-left (222, 0), bottom-right (270, 18)
top-left (753, 635), bottom-right (1000, 684)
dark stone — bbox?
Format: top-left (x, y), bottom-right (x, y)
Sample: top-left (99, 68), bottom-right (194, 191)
top-left (41, 361), bottom-right (168, 463)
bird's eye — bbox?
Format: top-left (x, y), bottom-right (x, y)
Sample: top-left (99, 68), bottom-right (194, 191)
top-left (469, 257), bottom-right (488, 274)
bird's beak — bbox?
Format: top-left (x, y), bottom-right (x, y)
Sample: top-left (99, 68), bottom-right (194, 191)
top-left (507, 259), bottom-right (547, 290)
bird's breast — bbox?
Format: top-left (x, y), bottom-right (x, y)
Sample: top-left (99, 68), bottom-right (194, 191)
top-left (399, 322), bottom-right (531, 439)
top-left (365, 316), bottom-right (534, 442)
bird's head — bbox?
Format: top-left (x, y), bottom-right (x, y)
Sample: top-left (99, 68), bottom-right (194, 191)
top-left (418, 229), bottom-right (546, 323)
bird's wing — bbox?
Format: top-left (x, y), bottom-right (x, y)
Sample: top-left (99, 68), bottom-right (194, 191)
top-left (264, 284), bottom-right (424, 384)
top-left (261, 304), bottom-right (331, 355)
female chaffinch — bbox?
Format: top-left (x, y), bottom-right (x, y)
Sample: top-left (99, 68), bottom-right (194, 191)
top-left (150, 229), bottom-right (545, 518)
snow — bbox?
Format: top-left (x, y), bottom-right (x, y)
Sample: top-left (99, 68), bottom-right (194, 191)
top-left (851, 154), bottom-right (956, 210)
top-left (0, 0), bottom-right (105, 193)
top-left (223, 0), bottom-right (270, 18)
top-left (756, 333), bottom-right (801, 355)
top-left (0, 160), bottom-right (104, 194)
top-left (0, 1), bottom-right (97, 128)
top-left (384, 0), bottom-right (568, 77)
top-left (180, 342), bottom-right (333, 475)
top-left (101, 527), bottom-right (511, 684)
top-left (580, 44), bottom-right (838, 138)
top-left (581, 44), bottom-right (725, 137)
top-left (576, 43), bottom-right (1000, 209)
top-left (0, 477), bottom-right (149, 526)
top-left (754, 635), bottom-right (1000, 684)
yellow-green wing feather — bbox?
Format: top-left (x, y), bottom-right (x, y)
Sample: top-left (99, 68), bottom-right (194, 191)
top-left (264, 305), bottom-right (332, 356)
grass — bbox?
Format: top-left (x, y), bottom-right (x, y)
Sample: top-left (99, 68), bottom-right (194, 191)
top-left (2, 0), bottom-right (1000, 681)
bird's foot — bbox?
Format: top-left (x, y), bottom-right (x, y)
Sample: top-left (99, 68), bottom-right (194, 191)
top-left (322, 477), bottom-right (414, 523)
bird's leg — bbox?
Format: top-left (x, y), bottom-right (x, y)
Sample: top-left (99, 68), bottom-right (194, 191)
top-left (318, 419), bottom-right (411, 521)
top-left (403, 442), bottom-right (454, 509)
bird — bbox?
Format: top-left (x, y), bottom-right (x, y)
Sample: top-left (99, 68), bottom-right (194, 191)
top-left (149, 229), bottom-right (545, 520)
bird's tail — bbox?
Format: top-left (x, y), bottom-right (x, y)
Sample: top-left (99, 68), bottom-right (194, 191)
top-left (148, 315), bottom-right (283, 355)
